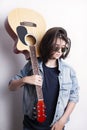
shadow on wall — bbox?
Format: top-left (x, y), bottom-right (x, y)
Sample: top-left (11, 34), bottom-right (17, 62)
top-left (0, 23), bottom-right (25, 130)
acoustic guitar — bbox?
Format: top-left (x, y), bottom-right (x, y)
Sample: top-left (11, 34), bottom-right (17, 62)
top-left (5, 8), bottom-right (46, 123)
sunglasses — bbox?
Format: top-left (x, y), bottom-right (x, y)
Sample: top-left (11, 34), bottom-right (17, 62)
top-left (53, 46), bottom-right (68, 53)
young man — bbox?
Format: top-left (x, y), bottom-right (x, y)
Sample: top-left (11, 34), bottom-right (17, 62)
top-left (9, 27), bottom-right (79, 130)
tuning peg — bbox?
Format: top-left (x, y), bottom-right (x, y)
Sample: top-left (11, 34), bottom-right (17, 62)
top-left (33, 111), bottom-right (37, 115)
top-left (32, 115), bottom-right (37, 119)
top-left (33, 107), bottom-right (36, 110)
top-left (38, 114), bottom-right (41, 117)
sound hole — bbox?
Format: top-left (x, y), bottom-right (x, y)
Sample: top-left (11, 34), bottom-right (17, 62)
top-left (25, 34), bottom-right (36, 46)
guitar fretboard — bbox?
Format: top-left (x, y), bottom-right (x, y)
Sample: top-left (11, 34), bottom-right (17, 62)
top-left (30, 46), bottom-right (43, 100)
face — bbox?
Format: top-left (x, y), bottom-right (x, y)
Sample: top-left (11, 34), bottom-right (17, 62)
top-left (51, 38), bottom-right (66, 59)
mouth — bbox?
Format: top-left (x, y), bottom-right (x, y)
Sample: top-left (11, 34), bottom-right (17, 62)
top-left (54, 53), bottom-right (62, 58)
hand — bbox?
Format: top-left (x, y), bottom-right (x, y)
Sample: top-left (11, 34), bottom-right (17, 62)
top-left (51, 118), bottom-right (65, 130)
top-left (23, 75), bottom-right (43, 86)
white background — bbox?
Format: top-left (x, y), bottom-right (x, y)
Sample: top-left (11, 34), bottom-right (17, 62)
top-left (0, 0), bottom-right (87, 130)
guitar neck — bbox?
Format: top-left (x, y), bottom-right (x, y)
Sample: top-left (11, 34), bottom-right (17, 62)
top-left (29, 46), bottom-right (43, 100)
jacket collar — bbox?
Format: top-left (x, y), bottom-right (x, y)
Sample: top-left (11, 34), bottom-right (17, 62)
top-left (38, 58), bottom-right (63, 74)
top-left (28, 57), bottom-right (64, 74)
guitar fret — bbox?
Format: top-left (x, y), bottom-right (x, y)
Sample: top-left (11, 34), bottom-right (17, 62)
top-left (30, 46), bottom-right (43, 99)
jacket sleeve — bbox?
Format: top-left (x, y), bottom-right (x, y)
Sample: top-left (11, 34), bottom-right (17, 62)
top-left (9, 61), bottom-right (31, 84)
top-left (69, 68), bottom-right (79, 103)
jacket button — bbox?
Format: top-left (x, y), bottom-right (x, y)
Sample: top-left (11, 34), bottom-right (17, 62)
top-left (58, 101), bottom-right (60, 104)
top-left (56, 115), bottom-right (58, 117)
top-left (60, 76), bottom-right (62, 79)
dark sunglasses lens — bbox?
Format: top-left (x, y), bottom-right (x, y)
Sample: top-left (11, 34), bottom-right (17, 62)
top-left (53, 46), bottom-right (68, 53)
top-left (61, 47), bottom-right (67, 53)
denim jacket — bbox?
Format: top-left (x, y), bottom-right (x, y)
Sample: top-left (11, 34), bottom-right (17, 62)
top-left (10, 58), bottom-right (79, 126)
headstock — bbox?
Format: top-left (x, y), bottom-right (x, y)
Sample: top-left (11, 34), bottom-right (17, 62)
top-left (36, 100), bottom-right (46, 123)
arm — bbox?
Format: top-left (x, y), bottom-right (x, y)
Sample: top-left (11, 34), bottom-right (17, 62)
top-left (9, 75), bottom-right (42, 91)
top-left (60, 101), bottom-right (76, 123)
top-left (51, 101), bottom-right (76, 130)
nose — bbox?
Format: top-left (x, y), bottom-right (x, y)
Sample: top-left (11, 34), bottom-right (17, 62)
top-left (58, 48), bottom-right (62, 53)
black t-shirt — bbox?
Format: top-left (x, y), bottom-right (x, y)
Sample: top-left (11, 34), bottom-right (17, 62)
top-left (23, 63), bottom-right (60, 130)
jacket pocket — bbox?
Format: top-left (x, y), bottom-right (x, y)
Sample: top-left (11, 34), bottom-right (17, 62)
top-left (60, 82), bottom-right (72, 96)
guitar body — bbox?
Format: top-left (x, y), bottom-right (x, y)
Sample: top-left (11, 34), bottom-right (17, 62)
top-left (5, 8), bottom-right (46, 123)
top-left (5, 8), bottom-right (46, 58)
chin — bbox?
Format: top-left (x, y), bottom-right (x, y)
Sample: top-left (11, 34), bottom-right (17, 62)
top-left (55, 57), bottom-right (60, 59)
top-left (51, 56), bottom-right (60, 60)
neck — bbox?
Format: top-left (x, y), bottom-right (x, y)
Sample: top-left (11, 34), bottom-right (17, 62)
top-left (45, 59), bottom-right (58, 68)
